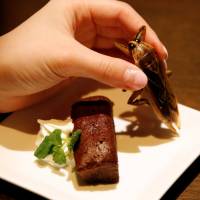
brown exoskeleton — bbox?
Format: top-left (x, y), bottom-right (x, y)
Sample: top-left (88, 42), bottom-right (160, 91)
top-left (115, 26), bottom-right (180, 133)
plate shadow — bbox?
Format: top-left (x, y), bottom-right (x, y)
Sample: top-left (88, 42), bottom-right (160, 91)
top-left (117, 105), bottom-right (175, 153)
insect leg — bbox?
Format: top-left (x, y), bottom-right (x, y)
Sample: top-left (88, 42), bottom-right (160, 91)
top-left (128, 89), bottom-right (149, 106)
top-left (131, 98), bottom-right (150, 106)
top-left (114, 41), bottom-right (130, 56)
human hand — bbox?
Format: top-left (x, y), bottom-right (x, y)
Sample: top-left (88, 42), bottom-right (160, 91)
top-left (0, 0), bottom-right (167, 112)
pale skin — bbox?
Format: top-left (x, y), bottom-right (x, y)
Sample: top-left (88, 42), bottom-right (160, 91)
top-left (0, 0), bottom-right (168, 113)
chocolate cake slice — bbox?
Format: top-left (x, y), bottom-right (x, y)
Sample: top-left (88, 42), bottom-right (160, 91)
top-left (71, 96), bottom-right (119, 184)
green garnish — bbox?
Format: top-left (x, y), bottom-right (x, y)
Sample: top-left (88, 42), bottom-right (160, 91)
top-left (34, 128), bottom-right (81, 166)
top-left (68, 129), bottom-right (81, 151)
top-left (34, 129), bottom-right (62, 159)
top-left (52, 146), bottom-right (66, 165)
top-left (48, 129), bottom-right (62, 146)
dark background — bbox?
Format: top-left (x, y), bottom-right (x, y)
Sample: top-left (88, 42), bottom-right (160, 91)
top-left (0, 0), bottom-right (200, 199)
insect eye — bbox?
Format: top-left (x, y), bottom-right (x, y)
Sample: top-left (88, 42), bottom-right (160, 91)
top-left (128, 42), bottom-right (136, 50)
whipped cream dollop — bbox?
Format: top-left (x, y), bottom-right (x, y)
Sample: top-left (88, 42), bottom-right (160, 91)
top-left (35, 118), bottom-right (74, 168)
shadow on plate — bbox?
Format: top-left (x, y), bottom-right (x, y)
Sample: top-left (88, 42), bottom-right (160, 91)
top-left (35, 160), bottom-right (117, 191)
top-left (117, 105), bottom-right (175, 153)
top-left (35, 160), bottom-right (67, 177)
top-left (68, 170), bottom-right (117, 191)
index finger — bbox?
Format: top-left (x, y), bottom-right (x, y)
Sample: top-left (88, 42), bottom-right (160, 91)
top-left (89, 0), bottom-right (168, 59)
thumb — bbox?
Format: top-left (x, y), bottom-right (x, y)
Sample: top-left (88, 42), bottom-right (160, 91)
top-left (64, 42), bottom-right (147, 90)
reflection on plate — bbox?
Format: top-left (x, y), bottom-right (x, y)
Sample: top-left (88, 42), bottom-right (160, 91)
top-left (0, 79), bottom-right (200, 200)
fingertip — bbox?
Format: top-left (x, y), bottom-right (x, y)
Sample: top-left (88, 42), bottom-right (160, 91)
top-left (144, 27), bottom-right (168, 59)
top-left (155, 43), bottom-right (168, 60)
top-left (151, 40), bottom-right (168, 60)
top-left (161, 44), bottom-right (168, 59)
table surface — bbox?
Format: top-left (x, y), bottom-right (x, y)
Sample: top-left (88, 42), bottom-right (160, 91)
top-left (0, 0), bottom-right (200, 199)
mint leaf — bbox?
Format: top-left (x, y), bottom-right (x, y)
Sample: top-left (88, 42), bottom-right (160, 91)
top-left (49, 129), bottom-right (62, 146)
top-left (34, 136), bottom-right (53, 159)
top-left (52, 146), bottom-right (66, 165)
top-left (34, 128), bottom-right (81, 166)
top-left (68, 130), bottom-right (81, 151)
top-left (34, 129), bottom-right (62, 159)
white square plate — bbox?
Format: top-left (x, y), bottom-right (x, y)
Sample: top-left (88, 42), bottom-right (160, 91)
top-left (0, 79), bottom-right (200, 200)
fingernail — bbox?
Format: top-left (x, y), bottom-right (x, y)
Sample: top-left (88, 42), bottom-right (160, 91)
top-left (124, 68), bottom-right (147, 90)
top-left (162, 45), bottom-right (168, 59)
top-left (163, 59), bottom-right (168, 70)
